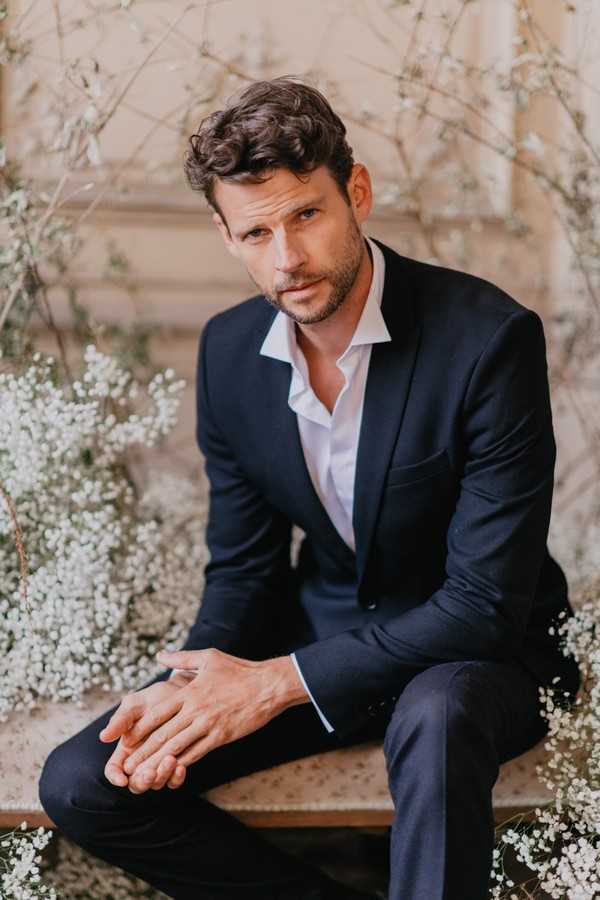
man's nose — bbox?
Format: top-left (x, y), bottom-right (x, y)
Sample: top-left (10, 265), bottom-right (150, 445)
top-left (273, 233), bottom-right (307, 273)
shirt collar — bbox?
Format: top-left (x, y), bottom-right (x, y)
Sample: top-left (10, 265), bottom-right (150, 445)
top-left (259, 235), bottom-right (390, 366)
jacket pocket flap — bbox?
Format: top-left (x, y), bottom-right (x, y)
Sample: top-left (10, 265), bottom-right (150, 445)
top-left (386, 447), bottom-right (451, 486)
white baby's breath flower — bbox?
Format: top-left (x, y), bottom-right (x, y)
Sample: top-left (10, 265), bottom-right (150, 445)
top-left (493, 576), bottom-right (600, 897)
top-left (520, 130), bottom-right (545, 158)
top-left (0, 348), bottom-right (208, 722)
top-left (0, 824), bottom-right (58, 898)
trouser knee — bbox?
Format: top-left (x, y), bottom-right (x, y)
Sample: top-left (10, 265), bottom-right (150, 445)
top-left (383, 662), bottom-right (498, 788)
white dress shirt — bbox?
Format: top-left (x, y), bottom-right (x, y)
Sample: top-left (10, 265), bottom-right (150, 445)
top-left (259, 236), bottom-right (390, 732)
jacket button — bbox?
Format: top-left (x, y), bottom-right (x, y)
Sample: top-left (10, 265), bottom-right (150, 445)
top-left (367, 703), bottom-right (378, 717)
top-left (365, 601), bottom-right (377, 610)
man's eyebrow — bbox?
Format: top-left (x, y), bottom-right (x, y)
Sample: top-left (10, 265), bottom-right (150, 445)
top-left (234, 195), bottom-right (327, 239)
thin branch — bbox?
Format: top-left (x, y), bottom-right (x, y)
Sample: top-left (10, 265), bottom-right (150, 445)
top-left (415, 1), bottom-right (469, 127)
top-left (52, 0), bottom-right (65, 68)
top-left (68, 95), bottom-right (193, 233)
top-left (348, 54), bottom-right (565, 162)
top-left (0, 278), bottom-right (25, 332)
top-left (520, 0), bottom-right (600, 169)
top-left (11, 0), bottom-right (40, 32)
top-left (555, 468), bottom-right (600, 516)
top-left (555, 444), bottom-right (597, 490)
top-left (541, 181), bottom-right (600, 315)
top-left (34, 278), bottom-right (74, 385)
top-left (31, 170), bottom-right (70, 250)
top-left (92, 4), bottom-right (199, 146)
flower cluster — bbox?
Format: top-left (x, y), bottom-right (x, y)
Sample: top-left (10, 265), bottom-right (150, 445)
top-left (0, 822), bottom-right (57, 899)
top-left (0, 346), bottom-right (209, 721)
top-left (491, 575), bottom-right (600, 899)
top-left (1, 821), bottom-right (167, 899)
top-left (42, 831), bottom-right (167, 899)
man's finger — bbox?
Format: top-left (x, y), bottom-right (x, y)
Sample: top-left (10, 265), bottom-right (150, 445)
top-left (150, 755), bottom-right (179, 791)
top-left (127, 755), bottom-right (180, 793)
top-left (122, 696), bottom-right (183, 748)
top-left (128, 768), bottom-right (156, 794)
top-left (170, 732), bottom-right (217, 769)
top-left (157, 650), bottom-right (201, 671)
top-left (104, 736), bottom-right (141, 786)
top-left (124, 721), bottom-right (200, 775)
top-left (167, 764), bottom-right (187, 789)
top-left (105, 760), bottom-right (128, 787)
top-left (99, 698), bottom-right (141, 742)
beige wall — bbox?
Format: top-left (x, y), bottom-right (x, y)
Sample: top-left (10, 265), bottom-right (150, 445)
top-left (5, 0), bottom-right (571, 328)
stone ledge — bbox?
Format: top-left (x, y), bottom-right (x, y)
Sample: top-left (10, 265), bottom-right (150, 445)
top-left (0, 687), bottom-right (552, 829)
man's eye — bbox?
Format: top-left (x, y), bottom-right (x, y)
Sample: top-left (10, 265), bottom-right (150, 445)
top-left (246, 229), bottom-right (264, 240)
top-left (300, 208), bottom-right (318, 220)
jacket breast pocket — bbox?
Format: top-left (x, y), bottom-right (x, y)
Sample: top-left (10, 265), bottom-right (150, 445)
top-left (385, 447), bottom-right (451, 487)
top-left (377, 447), bottom-right (456, 568)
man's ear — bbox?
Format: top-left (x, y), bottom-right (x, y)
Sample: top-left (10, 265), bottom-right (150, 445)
top-left (212, 211), bottom-right (239, 259)
top-left (347, 163), bottom-right (373, 226)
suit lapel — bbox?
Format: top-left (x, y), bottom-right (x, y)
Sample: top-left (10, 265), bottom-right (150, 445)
top-left (352, 240), bottom-right (421, 589)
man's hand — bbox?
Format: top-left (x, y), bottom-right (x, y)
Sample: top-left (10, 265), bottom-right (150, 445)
top-left (113, 648), bottom-right (308, 791)
top-left (99, 673), bottom-right (195, 793)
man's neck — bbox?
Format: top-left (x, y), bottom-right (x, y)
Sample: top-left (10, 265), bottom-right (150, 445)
top-left (295, 240), bottom-right (374, 365)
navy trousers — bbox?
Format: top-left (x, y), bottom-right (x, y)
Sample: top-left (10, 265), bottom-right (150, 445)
top-left (39, 657), bottom-right (557, 900)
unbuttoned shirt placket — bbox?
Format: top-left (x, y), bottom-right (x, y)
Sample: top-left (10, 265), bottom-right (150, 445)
top-left (290, 342), bottom-right (363, 554)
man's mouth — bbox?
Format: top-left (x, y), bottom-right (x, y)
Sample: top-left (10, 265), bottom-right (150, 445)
top-left (280, 278), bottom-right (323, 295)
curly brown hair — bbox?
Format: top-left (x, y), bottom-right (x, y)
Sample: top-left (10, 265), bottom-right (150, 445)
top-left (183, 75), bottom-right (355, 226)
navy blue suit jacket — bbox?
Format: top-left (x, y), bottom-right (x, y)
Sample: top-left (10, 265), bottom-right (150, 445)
top-left (182, 237), bottom-right (580, 738)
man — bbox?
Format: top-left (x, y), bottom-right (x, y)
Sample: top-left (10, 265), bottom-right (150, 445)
top-left (39, 76), bottom-right (580, 900)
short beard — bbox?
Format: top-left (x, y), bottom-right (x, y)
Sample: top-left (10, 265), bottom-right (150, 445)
top-left (259, 215), bottom-right (365, 325)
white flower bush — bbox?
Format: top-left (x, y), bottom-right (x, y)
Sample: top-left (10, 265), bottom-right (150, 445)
top-left (42, 833), bottom-right (168, 899)
top-left (0, 346), bottom-right (209, 722)
top-left (0, 822), bottom-right (57, 899)
top-left (38, 838), bottom-right (167, 900)
top-left (491, 576), bottom-right (600, 899)
top-left (1, 820), bottom-right (168, 899)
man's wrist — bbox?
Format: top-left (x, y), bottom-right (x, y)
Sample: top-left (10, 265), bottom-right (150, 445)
top-left (259, 655), bottom-right (310, 715)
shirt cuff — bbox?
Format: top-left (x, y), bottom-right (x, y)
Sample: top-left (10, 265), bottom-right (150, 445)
top-left (290, 652), bottom-right (335, 733)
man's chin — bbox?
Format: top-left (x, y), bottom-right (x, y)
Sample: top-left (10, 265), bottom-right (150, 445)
top-left (278, 289), bottom-right (342, 325)
top-left (280, 301), bottom-right (335, 325)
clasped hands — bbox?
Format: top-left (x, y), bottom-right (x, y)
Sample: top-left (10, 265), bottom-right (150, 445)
top-left (100, 647), bottom-right (307, 794)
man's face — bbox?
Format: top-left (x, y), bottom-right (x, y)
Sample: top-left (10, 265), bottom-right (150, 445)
top-left (211, 164), bottom-right (372, 325)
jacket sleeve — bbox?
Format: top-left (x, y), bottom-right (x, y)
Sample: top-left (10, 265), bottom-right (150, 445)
top-left (180, 317), bottom-right (293, 659)
top-left (293, 309), bottom-right (558, 737)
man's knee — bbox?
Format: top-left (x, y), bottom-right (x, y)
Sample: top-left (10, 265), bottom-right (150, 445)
top-left (39, 729), bottom-right (123, 844)
top-left (383, 661), bottom-right (492, 766)
top-left (39, 741), bottom-right (79, 832)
